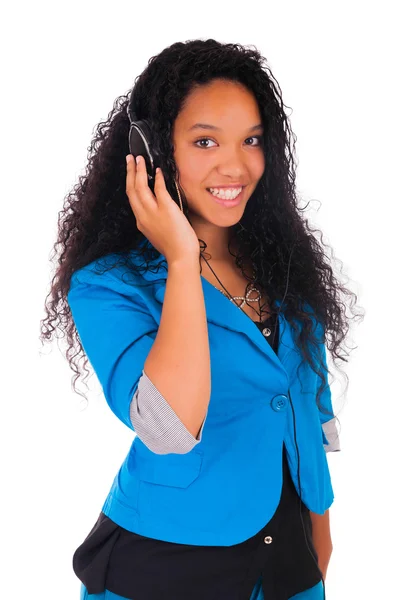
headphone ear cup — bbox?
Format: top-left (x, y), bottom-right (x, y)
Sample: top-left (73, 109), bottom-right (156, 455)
top-left (128, 119), bottom-right (160, 192)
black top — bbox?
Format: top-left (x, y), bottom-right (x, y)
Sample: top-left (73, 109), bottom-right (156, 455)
top-left (73, 312), bottom-right (323, 600)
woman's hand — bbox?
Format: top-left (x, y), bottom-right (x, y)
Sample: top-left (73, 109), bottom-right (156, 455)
top-left (310, 509), bottom-right (333, 581)
top-left (126, 154), bottom-right (200, 264)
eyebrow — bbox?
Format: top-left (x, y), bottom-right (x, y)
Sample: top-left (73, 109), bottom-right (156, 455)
top-left (188, 123), bottom-right (264, 132)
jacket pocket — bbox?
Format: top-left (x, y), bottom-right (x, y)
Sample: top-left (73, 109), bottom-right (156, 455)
top-left (136, 449), bottom-right (203, 489)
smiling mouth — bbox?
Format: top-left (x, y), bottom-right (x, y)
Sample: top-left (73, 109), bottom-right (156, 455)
top-left (206, 187), bottom-right (245, 206)
top-left (206, 186), bottom-right (245, 200)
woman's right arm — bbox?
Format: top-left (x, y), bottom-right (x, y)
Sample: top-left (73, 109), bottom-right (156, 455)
top-left (124, 155), bottom-right (212, 445)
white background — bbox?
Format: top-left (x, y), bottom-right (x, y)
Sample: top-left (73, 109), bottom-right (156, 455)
top-left (2, 1), bottom-right (399, 598)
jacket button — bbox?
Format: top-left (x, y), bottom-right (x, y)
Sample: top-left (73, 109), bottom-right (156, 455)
top-left (270, 394), bottom-right (288, 411)
top-left (264, 536), bottom-right (273, 544)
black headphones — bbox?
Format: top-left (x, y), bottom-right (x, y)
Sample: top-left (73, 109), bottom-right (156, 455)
top-left (126, 91), bottom-right (327, 600)
top-left (127, 102), bottom-right (160, 195)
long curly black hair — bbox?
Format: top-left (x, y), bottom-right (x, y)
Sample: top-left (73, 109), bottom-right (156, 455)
top-left (39, 38), bottom-right (364, 420)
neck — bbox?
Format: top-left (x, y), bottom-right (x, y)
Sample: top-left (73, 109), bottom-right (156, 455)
top-left (188, 214), bottom-right (237, 262)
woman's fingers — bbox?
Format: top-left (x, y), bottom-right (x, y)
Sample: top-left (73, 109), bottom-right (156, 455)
top-left (124, 155), bottom-right (199, 261)
top-left (153, 167), bottom-right (167, 203)
top-left (134, 155), bottom-right (153, 198)
top-left (125, 154), bottom-right (137, 206)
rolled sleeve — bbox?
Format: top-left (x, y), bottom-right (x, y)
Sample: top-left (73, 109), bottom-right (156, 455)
top-left (315, 321), bottom-right (341, 453)
top-left (130, 370), bottom-right (207, 455)
top-left (322, 417), bottom-right (341, 453)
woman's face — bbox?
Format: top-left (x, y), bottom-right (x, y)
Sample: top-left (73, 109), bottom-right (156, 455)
top-left (172, 79), bottom-right (265, 228)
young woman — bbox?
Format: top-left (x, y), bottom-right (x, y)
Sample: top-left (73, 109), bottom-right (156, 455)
top-left (41, 39), bottom-right (359, 600)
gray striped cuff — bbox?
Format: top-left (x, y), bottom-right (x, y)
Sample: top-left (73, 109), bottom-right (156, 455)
top-left (130, 370), bottom-right (207, 455)
top-left (322, 417), bottom-right (341, 452)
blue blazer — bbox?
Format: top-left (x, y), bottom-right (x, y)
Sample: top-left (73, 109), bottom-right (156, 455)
top-left (67, 244), bottom-right (335, 546)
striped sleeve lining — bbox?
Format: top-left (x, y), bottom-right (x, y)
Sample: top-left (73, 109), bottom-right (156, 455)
top-left (129, 370), bottom-right (207, 455)
top-left (322, 417), bottom-right (341, 453)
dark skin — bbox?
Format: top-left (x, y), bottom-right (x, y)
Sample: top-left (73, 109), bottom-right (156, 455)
top-left (172, 78), bottom-right (265, 261)
top-left (310, 510), bottom-right (333, 581)
top-left (172, 78), bottom-right (267, 321)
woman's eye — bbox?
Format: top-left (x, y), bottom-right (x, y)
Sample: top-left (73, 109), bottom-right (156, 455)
top-left (194, 136), bottom-right (263, 148)
top-left (245, 136), bottom-right (263, 146)
top-left (194, 138), bottom-right (217, 148)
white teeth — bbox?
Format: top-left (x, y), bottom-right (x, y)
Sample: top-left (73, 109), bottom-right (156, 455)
top-left (209, 187), bottom-right (242, 200)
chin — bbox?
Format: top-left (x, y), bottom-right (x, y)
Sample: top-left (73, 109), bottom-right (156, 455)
top-left (204, 207), bottom-right (246, 227)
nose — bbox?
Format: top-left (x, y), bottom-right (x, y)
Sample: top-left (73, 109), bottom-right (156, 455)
top-left (215, 147), bottom-right (248, 179)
